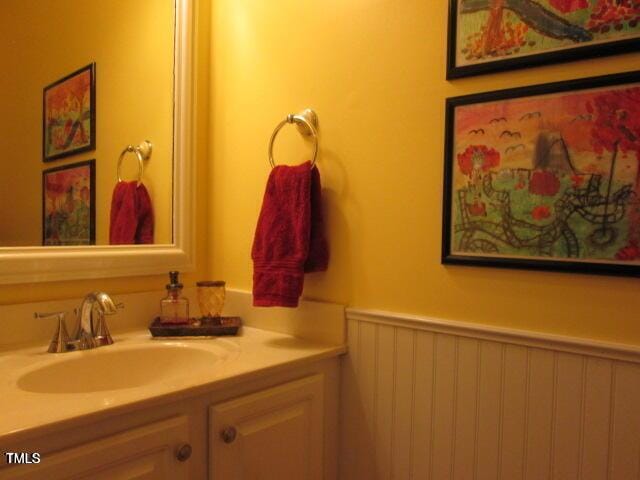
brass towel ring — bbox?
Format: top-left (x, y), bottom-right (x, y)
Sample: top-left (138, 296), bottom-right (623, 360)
top-left (268, 109), bottom-right (319, 169)
top-left (117, 140), bottom-right (153, 186)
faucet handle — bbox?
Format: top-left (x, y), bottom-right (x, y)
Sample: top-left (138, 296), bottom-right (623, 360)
top-left (34, 311), bottom-right (73, 353)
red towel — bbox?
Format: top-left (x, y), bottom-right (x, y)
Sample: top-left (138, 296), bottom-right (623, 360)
top-left (109, 181), bottom-right (154, 245)
top-left (252, 161), bottom-right (328, 307)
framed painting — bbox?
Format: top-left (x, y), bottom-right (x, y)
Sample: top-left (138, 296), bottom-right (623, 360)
top-left (43, 63), bottom-right (96, 162)
top-left (42, 160), bottom-right (96, 246)
top-left (447, 1), bottom-right (640, 79)
top-left (442, 71), bottom-right (640, 277)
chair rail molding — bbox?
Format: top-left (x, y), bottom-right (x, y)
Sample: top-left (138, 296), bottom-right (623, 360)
top-left (346, 308), bottom-right (640, 364)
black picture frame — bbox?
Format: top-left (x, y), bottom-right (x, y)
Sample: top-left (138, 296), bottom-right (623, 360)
top-left (442, 70), bottom-right (640, 277)
top-left (43, 63), bottom-right (96, 162)
top-left (42, 159), bottom-right (96, 246)
top-left (447, 1), bottom-right (640, 80)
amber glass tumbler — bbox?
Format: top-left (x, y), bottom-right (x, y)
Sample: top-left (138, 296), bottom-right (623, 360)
top-left (196, 281), bottom-right (226, 318)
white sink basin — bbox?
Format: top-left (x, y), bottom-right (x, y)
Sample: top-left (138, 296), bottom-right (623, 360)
top-left (17, 344), bottom-right (224, 394)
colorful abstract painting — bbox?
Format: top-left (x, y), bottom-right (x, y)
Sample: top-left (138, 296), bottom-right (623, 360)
top-left (442, 72), bottom-right (640, 276)
top-left (448, 0), bottom-right (640, 78)
top-left (42, 160), bottom-right (95, 246)
top-left (43, 64), bottom-right (96, 161)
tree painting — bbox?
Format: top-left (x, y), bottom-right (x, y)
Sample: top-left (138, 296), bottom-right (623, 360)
top-left (42, 160), bottom-right (95, 246)
top-left (587, 88), bottom-right (640, 258)
top-left (455, 0), bottom-right (640, 67)
top-left (43, 64), bottom-right (95, 161)
top-left (448, 79), bottom-right (640, 267)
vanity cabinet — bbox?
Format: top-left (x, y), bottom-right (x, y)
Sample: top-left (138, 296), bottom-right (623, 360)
top-left (0, 356), bottom-right (340, 480)
top-left (0, 416), bottom-right (191, 480)
top-left (210, 374), bottom-right (324, 480)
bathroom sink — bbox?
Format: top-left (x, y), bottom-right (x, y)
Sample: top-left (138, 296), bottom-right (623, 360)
top-left (17, 344), bottom-right (223, 394)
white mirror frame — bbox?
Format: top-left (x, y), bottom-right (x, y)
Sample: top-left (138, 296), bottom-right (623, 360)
top-left (0, 0), bottom-right (196, 284)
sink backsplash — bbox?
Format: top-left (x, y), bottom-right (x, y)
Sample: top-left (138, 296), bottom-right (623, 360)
top-left (0, 288), bottom-right (345, 351)
top-left (0, 289), bottom-right (198, 351)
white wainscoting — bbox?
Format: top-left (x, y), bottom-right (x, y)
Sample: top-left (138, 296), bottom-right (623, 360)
top-left (340, 309), bottom-right (640, 480)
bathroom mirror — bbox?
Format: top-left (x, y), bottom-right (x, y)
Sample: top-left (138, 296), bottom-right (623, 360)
top-left (0, 0), bottom-right (195, 283)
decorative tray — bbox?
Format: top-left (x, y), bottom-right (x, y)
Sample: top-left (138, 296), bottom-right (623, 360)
top-left (149, 316), bottom-right (242, 337)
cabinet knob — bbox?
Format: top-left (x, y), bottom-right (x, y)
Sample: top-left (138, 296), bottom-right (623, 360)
top-left (221, 426), bottom-right (237, 444)
top-left (176, 443), bottom-right (192, 462)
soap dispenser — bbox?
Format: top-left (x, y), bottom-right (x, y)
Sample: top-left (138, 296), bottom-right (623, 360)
top-left (160, 271), bottom-right (190, 324)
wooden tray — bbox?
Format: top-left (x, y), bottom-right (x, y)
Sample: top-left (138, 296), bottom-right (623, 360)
top-left (149, 316), bottom-right (242, 337)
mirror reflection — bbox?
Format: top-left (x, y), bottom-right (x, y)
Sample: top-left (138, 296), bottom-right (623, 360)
top-left (0, 0), bottom-right (175, 247)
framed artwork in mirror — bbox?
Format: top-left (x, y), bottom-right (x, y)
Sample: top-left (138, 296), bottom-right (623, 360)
top-left (442, 70), bottom-right (640, 277)
top-left (447, 1), bottom-right (640, 79)
top-left (43, 63), bottom-right (96, 161)
top-left (42, 160), bottom-right (96, 246)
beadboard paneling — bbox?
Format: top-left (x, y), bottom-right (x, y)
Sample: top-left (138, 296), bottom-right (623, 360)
top-left (340, 310), bottom-right (640, 480)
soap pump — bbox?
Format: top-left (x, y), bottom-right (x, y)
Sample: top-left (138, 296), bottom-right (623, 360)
top-left (160, 271), bottom-right (190, 324)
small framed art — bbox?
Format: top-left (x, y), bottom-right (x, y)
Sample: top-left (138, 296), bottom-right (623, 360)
top-left (42, 160), bottom-right (96, 246)
top-left (43, 63), bottom-right (96, 162)
top-left (442, 71), bottom-right (640, 277)
top-left (447, 1), bottom-right (640, 79)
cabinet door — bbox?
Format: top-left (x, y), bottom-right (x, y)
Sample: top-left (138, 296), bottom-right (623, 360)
top-left (0, 416), bottom-right (191, 480)
top-left (210, 374), bottom-right (324, 480)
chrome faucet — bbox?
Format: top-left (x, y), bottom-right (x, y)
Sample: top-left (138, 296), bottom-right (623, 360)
top-left (76, 291), bottom-right (119, 349)
top-left (36, 292), bottom-right (122, 353)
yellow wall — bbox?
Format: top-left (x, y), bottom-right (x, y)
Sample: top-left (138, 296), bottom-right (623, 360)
top-left (0, 0), bottom-right (211, 304)
top-left (0, 0), bottom-right (174, 246)
top-left (209, 0), bottom-right (640, 345)
top-left (1, 0), bottom-right (638, 347)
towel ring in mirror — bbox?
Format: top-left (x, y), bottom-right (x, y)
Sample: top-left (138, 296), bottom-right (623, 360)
top-left (268, 109), bottom-right (318, 169)
top-left (117, 140), bottom-right (153, 186)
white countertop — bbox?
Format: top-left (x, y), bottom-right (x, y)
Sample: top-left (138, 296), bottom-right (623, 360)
top-left (0, 327), bottom-right (346, 444)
